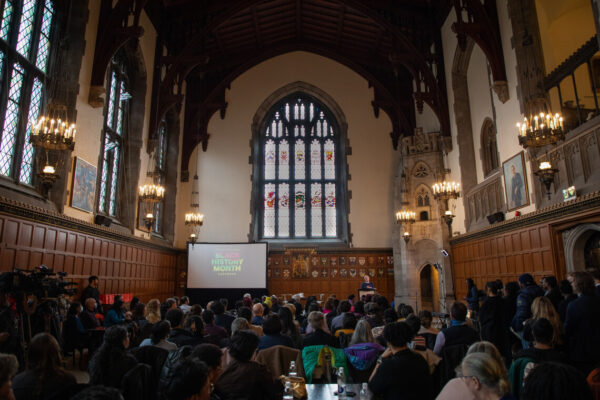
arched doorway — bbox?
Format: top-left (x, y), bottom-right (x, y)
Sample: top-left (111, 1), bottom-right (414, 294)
top-left (563, 223), bottom-right (600, 272)
top-left (419, 264), bottom-right (440, 312)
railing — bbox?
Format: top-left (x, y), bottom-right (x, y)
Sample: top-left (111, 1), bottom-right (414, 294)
top-left (544, 36), bottom-right (600, 131)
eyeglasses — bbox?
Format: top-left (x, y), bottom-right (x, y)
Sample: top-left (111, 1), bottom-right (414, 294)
top-left (457, 373), bottom-right (479, 383)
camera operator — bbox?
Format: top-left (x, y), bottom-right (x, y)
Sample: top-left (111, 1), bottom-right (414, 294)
top-left (0, 294), bottom-right (24, 365)
top-left (80, 276), bottom-right (101, 313)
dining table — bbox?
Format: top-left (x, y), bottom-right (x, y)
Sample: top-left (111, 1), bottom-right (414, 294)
top-left (305, 383), bottom-right (372, 399)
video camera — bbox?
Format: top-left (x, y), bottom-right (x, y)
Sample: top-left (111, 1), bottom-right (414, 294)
top-left (0, 265), bottom-right (77, 300)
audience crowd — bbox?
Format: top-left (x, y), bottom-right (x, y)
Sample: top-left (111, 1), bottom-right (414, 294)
top-left (0, 269), bottom-right (598, 400)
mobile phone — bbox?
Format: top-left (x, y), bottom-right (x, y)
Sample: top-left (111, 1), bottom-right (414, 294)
top-left (334, 391), bottom-right (356, 397)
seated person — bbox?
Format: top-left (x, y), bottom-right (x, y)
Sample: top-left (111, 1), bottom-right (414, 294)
top-left (211, 301), bottom-right (235, 335)
top-left (252, 304), bottom-right (265, 326)
top-left (368, 322), bottom-right (432, 399)
top-left (139, 320), bottom-right (178, 352)
top-left (360, 275), bottom-right (375, 290)
top-left (522, 362), bottom-right (593, 400)
top-left (191, 344), bottom-right (224, 397)
top-left (80, 298), bottom-right (101, 330)
top-left (166, 308), bottom-right (203, 347)
top-left (433, 302), bottom-right (479, 356)
top-left (238, 307), bottom-right (263, 337)
top-left (104, 296), bottom-right (130, 328)
top-left (202, 310), bottom-right (228, 346)
top-left (89, 325), bottom-right (138, 389)
top-left (215, 331), bottom-right (282, 400)
top-left (12, 333), bottom-right (76, 400)
top-left (335, 313), bottom-right (357, 348)
top-left (0, 353), bottom-right (18, 400)
top-left (330, 300), bottom-right (352, 333)
top-left (258, 315), bottom-right (293, 350)
top-left (62, 302), bottom-right (88, 351)
top-left (302, 311), bottom-right (337, 348)
top-left (164, 357), bottom-right (211, 400)
top-left (437, 352), bottom-right (511, 400)
top-left (511, 318), bottom-right (568, 370)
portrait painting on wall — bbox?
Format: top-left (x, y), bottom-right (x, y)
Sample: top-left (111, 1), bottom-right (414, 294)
top-left (70, 157), bottom-right (97, 213)
top-left (502, 151), bottom-right (530, 211)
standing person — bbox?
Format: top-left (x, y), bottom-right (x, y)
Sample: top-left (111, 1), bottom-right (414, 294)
top-left (464, 278), bottom-right (480, 315)
top-left (541, 276), bottom-right (562, 312)
top-left (564, 272), bottom-right (600, 375)
top-left (80, 276), bottom-right (101, 312)
top-left (368, 322), bottom-right (433, 399)
top-left (361, 275), bottom-right (374, 289)
top-left (433, 302), bottom-right (479, 356)
top-left (479, 281), bottom-right (506, 357)
top-left (557, 279), bottom-right (577, 323)
top-left (511, 274), bottom-right (544, 339)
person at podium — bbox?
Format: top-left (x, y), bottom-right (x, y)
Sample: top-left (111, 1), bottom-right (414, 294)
top-left (360, 275), bottom-right (375, 290)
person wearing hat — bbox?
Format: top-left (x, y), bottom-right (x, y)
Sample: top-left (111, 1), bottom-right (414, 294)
top-left (511, 274), bottom-right (544, 345)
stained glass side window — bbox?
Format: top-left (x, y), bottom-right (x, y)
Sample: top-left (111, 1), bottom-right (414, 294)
top-left (152, 121), bottom-right (168, 234)
top-left (258, 94), bottom-right (344, 241)
top-left (0, 0), bottom-right (56, 185)
top-left (98, 53), bottom-right (128, 217)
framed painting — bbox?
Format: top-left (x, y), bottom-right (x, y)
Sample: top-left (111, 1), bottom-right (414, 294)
top-left (502, 151), bottom-right (530, 212)
top-left (70, 157), bottom-right (96, 213)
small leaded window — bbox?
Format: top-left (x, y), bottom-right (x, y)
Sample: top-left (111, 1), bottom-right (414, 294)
top-left (0, 0), bottom-right (54, 185)
top-left (258, 94), bottom-right (346, 240)
top-left (98, 53), bottom-right (129, 217)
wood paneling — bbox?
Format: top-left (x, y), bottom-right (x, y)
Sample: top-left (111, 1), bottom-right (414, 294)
top-left (451, 224), bottom-right (558, 302)
top-left (0, 214), bottom-right (177, 302)
top-left (267, 251), bottom-right (394, 301)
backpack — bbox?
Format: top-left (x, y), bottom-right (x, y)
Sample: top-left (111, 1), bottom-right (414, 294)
top-left (508, 356), bottom-right (535, 400)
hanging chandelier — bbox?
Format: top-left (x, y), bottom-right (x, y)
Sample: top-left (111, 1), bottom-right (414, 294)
top-left (517, 112), bottom-right (565, 149)
top-left (138, 184), bottom-right (165, 203)
top-left (432, 181), bottom-right (460, 200)
top-left (395, 210), bottom-right (416, 224)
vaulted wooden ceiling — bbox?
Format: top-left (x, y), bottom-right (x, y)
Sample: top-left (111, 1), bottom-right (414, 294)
top-left (138, 0), bottom-right (453, 177)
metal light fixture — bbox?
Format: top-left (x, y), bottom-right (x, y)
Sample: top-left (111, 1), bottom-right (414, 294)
top-left (185, 138), bottom-right (204, 244)
top-left (534, 161), bottom-right (559, 200)
top-left (143, 213), bottom-right (155, 232)
top-left (442, 210), bottom-right (455, 237)
top-left (396, 210), bottom-right (415, 244)
top-left (517, 112), bottom-right (565, 149)
top-left (432, 181), bottom-right (460, 200)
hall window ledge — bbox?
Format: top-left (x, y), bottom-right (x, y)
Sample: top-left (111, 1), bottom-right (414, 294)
top-left (0, 177), bottom-right (57, 213)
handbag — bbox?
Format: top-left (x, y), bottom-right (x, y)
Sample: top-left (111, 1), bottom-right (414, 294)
top-left (279, 375), bottom-right (308, 399)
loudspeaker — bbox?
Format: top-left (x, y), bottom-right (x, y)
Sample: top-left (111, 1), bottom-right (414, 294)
top-left (94, 215), bottom-right (112, 227)
top-left (486, 212), bottom-right (505, 225)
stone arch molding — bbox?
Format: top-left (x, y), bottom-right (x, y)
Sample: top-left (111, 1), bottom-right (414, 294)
top-left (563, 223), bottom-right (600, 272)
top-left (412, 161), bottom-right (432, 178)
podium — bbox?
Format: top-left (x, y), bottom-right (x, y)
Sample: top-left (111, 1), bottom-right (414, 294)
top-left (358, 288), bottom-right (376, 299)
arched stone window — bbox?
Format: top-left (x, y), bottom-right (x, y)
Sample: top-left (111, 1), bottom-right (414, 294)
top-left (481, 118), bottom-right (499, 176)
top-left (251, 83), bottom-right (349, 244)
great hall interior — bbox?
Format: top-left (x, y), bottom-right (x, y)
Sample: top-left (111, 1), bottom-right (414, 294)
top-left (0, 0), bottom-right (599, 314)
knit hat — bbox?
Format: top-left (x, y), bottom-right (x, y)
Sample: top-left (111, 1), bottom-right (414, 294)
top-left (518, 273), bottom-right (535, 286)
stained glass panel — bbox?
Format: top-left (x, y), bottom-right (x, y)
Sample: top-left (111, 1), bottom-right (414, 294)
top-left (310, 139), bottom-right (321, 180)
top-left (16, 0), bottom-right (36, 57)
top-left (294, 139), bottom-right (305, 180)
top-left (19, 77), bottom-right (43, 184)
top-left (264, 139), bottom-right (275, 180)
top-left (0, 64), bottom-right (24, 177)
top-left (325, 183), bottom-right (336, 237)
top-left (0, 51), bottom-right (4, 88)
top-left (36, 1), bottom-right (53, 72)
top-left (98, 137), bottom-right (110, 212)
top-left (0, 0), bottom-right (13, 41)
top-left (260, 94), bottom-right (342, 240)
top-left (106, 72), bottom-right (117, 129)
top-left (264, 183), bottom-right (275, 237)
top-left (311, 183), bottom-right (322, 237)
top-left (278, 183), bottom-right (289, 237)
top-left (116, 81), bottom-right (125, 135)
top-left (278, 140), bottom-right (289, 180)
top-left (109, 146), bottom-right (119, 216)
top-left (324, 139), bottom-right (335, 180)
top-left (294, 183), bottom-right (305, 237)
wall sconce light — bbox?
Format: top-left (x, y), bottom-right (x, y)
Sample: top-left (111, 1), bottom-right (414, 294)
top-left (189, 233), bottom-right (197, 246)
top-left (143, 213), bottom-right (155, 234)
top-left (38, 164), bottom-right (59, 198)
top-left (403, 231), bottom-right (411, 244)
top-left (396, 210), bottom-right (415, 245)
top-left (441, 210), bottom-right (455, 238)
top-left (534, 161), bottom-right (559, 200)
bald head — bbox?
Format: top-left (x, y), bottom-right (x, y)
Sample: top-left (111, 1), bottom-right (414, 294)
top-left (252, 303), bottom-right (264, 317)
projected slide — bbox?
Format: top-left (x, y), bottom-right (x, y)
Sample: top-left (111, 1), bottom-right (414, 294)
top-left (187, 243), bottom-right (267, 289)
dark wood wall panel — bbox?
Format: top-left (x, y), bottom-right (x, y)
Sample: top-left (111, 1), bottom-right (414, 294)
top-left (267, 250), bottom-right (395, 301)
top-left (0, 214), bottom-right (177, 303)
top-left (451, 224), bottom-right (559, 302)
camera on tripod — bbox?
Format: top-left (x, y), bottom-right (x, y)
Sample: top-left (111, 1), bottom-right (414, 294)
top-left (0, 265), bottom-right (78, 300)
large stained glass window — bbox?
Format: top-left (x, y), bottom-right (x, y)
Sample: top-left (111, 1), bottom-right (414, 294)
top-left (259, 94), bottom-right (344, 240)
top-left (153, 120), bottom-right (168, 233)
top-left (0, 0), bottom-right (54, 185)
top-left (98, 53), bottom-right (129, 217)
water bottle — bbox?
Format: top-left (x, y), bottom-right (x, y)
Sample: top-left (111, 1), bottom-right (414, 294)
top-left (337, 367), bottom-right (346, 397)
top-left (360, 382), bottom-right (369, 399)
top-left (288, 360), bottom-right (297, 377)
top-left (283, 381), bottom-right (293, 400)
